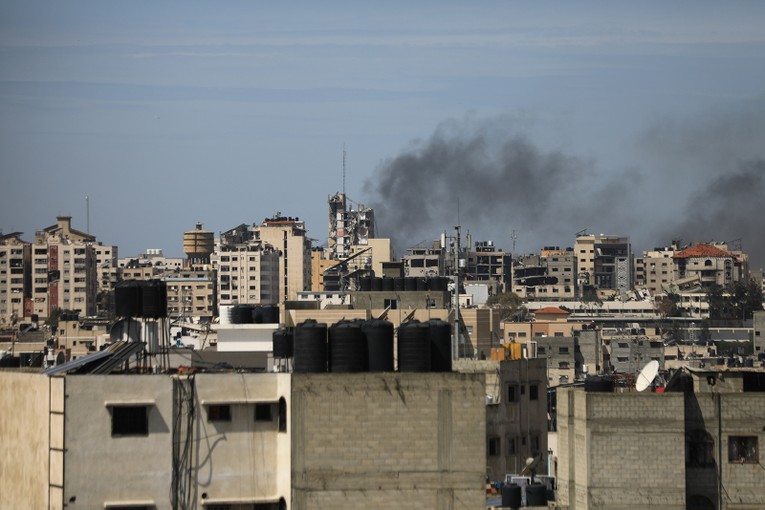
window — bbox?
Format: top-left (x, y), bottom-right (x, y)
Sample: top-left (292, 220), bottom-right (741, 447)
top-left (529, 385), bottom-right (538, 400)
top-left (278, 397), bottom-right (287, 433)
top-left (507, 437), bottom-right (516, 455)
top-left (255, 403), bottom-right (273, 421)
top-left (559, 346), bottom-right (569, 354)
top-left (488, 437), bottom-right (501, 457)
top-left (559, 361), bottom-right (570, 369)
top-left (110, 405), bottom-right (149, 436)
top-left (507, 385), bottom-right (516, 402)
top-left (207, 405), bottom-right (232, 422)
top-left (537, 346), bottom-right (546, 355)
top-left (530, 435), bottom-right (540, 454)
top-left (383, 298), bottom-right (398, 310)
top-left (728, 436), bottom-right (758, 463)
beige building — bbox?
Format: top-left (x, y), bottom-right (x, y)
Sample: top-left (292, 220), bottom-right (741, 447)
top-left (574, 234), bottom-right (632, 294)
top-left (502, 306), bottom-right (583, 344)
top-left (164, 269), bottom-right (216, 319)
top-left (213, 223), bottom-right (280, 307)
top-left (255, 215), bottom-right (312, 304)
top-left (513, 248), bottom-right (577, 301)
top-left (0, 232), bottom-right (31, 325)
top-left (0, 369), bottom-right (485, 509)
top-left (635, 244), bottom-right (678, 296)
top-left (31, 216), bottom-right (99, 320)
top-left (673, 242), bottom-right (746, 290)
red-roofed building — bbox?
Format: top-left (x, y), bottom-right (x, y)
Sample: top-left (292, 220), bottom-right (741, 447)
top-left (672, 242), bottom-right (746, 289)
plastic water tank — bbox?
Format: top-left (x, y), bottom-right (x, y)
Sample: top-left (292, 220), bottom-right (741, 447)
top-left (293, 319), bottom-right (328, 373)
top-left (218, 305), bottom-right (234, 325)
top-left (525, 483), bottom-right (548, 506)
top-left (397, 320), bottom-right (431, 372)
top-left (362, 319), bottom-right (395, 372)
top-left (584, 376), bottom-right (615, 392)
top-left (115, 281), bottom-right (142, 317)
top-left (501, 484), bottom-right (522, 508)
top-left (329, 320), bottom-right (366, 372)
top-left (272, 328), bottom-right (294, 358)
top-left (371, 277), bottom-right (383, 292)
top-left (427, 319), bottom-right (452, 372)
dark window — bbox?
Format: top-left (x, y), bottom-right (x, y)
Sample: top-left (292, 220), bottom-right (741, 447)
top-left (383, 298), bottom-right (398, 310)
top-left (255, 403), bottom-right (273, 421)
top-left (537, 346), bottom-right (546, 355)
top-left (530, 385), bottom-right (539, 400)
top-left (488, 437), bottom-right (501, 457)
top-left (278, 397), bottom-right (287, 433)
top-left (559, 346), bottom-right (569, 354)
top-left (728, 436), bottom-right (758, 463)
top-left (507, 437), bottom-right (516, 455)
top-left (531, 435), bottom-right (540, 453)
top-left (207, 405), bottom-right (232, 422)
top-left (507, 386), bottom-right (516, 402)
top-left (111, 405), bottom-right (149, 436)
top-left (520, 385), bottom-right (525, 395)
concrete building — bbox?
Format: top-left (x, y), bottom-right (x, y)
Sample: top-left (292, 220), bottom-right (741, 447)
top-left (255, 215), bottom-right (312, 304)
top-left (464, 241), bottom-right (512, 291)
top-left (754, 310), bottom-right (765, 356)
top-left (0, 369), bottom-right (486, 509)
top-left (31, 216), bottom-right (99, 320)
top-left (574, 234), bottom-right (632, 295)
top-left (326, 192), bottom-right (376, 261)
top-left (213, 223), bottom-right (280, 307)
top-left (467, 358), bottom-right (549, 482)
top-left (403, 243), bottom-right (445, 278)
top-left (164, 269), bottom-right (216, 320)
top-left (635, 243), bottom-right (679, 296)
top-left (502, 306), bottom-right (583, 344)
top-left (673, 243), bottom-right (746, 290)
top-left (557, 366), bottom-right (765, 510)
top-left (0, 232), bottom-right (31, 325)
top-left (513, 248), bottom-right (577, 301)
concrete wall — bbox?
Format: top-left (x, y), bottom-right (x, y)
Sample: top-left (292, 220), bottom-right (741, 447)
top-left (558, 389), bottom-right (686, 510)
top-left (193, 373), bottom-right (291, 507)
top-left (64, 375), bottom-right (175, 508)
top-left (291, 372), bottom-right (485, 509)
top-left (0, 371), bottom-right (57, 509)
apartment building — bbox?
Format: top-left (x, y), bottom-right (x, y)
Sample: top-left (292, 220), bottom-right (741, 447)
top-left (164, 269), bottom-right (216, 319)
top-left (635, 244), bottom-right (678, 296)
top-left (30, 216), bottom-right (99, 320)
top-left (255, 215), bottom-right (312, 303)
top-left (464, 240), bottom-right (512, 290)
top-left (213, 223), bottom-right (280, 307)
top-left (574, 234), bottom-right (632, 294)
top-left (403, 242), bottom-right (445, 278)
top-left (513, 248), bottom-right (577, 300)
top-left (0, 232), bottom-right (31, 326)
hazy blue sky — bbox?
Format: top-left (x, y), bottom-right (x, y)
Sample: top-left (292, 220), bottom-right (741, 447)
top-left (2, 1), bottom-right (765, 266)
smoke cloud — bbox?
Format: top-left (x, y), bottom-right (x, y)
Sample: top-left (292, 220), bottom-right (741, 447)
top-left (364, 107), bottom-right (765, 269)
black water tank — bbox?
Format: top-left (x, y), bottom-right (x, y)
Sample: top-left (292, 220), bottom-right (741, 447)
top-left (272, 328), bottom-right (294, 358)
top-left (115, 281), bottom-right (142, 317)
top-left (404, 277), bottom-right (418, 291)
top-left (362, 319), bottom-right (395, 372)
top-left (415, 278), bottom-right (428, 291)
top-left (393, 277), bottom-right (405, 292)
top-left (525, 483), bottom-right (548, 506)
top-left (329, 320), bottom-right (366, 372)
top-left (359, 277), bottom-right (372, 291)
top-left (251, 306), bottom-right (263, 324)
top-left (293, 319), bottom-right (328, 372)
top-left (141, 280), bottom-right (167, 318)
top-left (261, 305), bottom-right (279, 324)
top-left (428, 319), bottom-right (452, 372)
top-left (371, 277), bottom-right (383, 292)
top-left (398, 320), bottom-right (431, 372)
top-left (584, 376), bottom-right (614, 392)
top-left (429, 277), bottom-right (447, 291)
top-left (501, 484), bottom-right (522, 508)
top-left (381, 277), bottom-right (394, 292)
top-left (231, 304), bottom-right (253, 324)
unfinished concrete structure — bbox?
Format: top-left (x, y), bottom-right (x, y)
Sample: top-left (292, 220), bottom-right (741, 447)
top-left (0, 369), bottom-right (486, 509)
top-left (557, 366), bottom-right (765, 510)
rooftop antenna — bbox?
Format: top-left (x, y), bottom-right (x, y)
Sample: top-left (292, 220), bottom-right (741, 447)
top-left (576, 228), bottom-right (588, 237)
top-left (635, 360), bottom-right (659, 392)
top-left (86, 195), bottom-right (90, 235)
top-left (510, 229), bottom-right (518, 253)
top-left (342, 144), bottom-right (346, 196)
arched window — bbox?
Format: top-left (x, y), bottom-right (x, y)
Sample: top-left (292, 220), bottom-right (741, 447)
top-left (704, 259), bottom-right (713, 267)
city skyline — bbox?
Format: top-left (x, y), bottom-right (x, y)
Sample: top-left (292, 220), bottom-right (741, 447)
top-left (2, 1), bottom-right (765, 266)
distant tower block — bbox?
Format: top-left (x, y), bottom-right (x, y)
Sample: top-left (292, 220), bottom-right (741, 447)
top-left (184, 223), bottom-right (214, 268)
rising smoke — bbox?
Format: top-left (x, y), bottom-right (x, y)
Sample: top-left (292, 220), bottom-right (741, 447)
top-left (364, 108), bottom-right (765, 268)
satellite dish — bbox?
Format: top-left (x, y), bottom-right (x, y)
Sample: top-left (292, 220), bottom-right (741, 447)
top-left (521, 455), bottom-right (541, 477)
top-left (635, 360), bottom-right (659, 392)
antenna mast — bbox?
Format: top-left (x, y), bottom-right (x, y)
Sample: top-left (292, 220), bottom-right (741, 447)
top-left (86, 195), bottom-right (90, 235)
top-left (510, 229), bottom-right (518, 253)
top-left (342, 144), bottom-right (346, 196)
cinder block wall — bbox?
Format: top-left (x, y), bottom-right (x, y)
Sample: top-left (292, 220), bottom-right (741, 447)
top-left (291, 372), bottom-right (486, 509)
